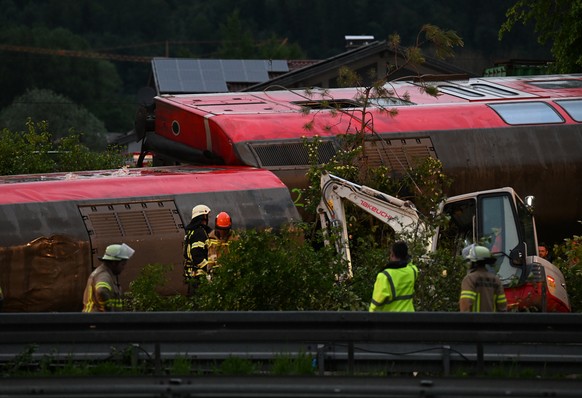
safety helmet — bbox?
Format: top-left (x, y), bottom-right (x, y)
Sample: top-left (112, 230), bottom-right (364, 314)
top-left (215, 211), bottom-right (232, 229)
top-left (191, 205), bottom-right (211, 219)
top-left (100, 243), bottom-right (135, 261)
top-left (463, 244), bottom-right (496, 264)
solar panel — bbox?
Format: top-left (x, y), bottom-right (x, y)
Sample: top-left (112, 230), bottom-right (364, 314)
top-left (152, 58), bottom-right (289, 94)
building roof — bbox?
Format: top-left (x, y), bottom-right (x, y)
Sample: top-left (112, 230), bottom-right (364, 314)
top-left (151, 57), bottom-right (292, 94)
top-left (243, 40), bottom-right (475, 92)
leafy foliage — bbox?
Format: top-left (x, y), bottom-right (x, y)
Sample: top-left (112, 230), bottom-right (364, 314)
top-left (125, 263), bottom-right (193, 312)
top-left (499, 0), bottom-right (582, 72)
top-left (194, 228), bottom-right (363, 311)
top-left (0, 121), bottom-right (127, 175)
top-left (551, 224), bottom-right (582, 311)
top-left (271, 352), bottom-right (314, 375)
top-left (216, 356), bottom-right (257, 375)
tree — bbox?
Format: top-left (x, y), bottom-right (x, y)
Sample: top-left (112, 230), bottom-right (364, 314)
top-left (215, 9), bottom-right (306, 59)
top-left (499, 0), bottom-right (582, 73)
top-left (0, 26), bottom-right (133, 131)
top-left (0, 89), bottom-right (108, 150)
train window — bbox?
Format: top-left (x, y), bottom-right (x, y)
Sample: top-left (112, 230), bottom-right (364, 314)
top-left (292, 99), bottom-right (360, 110)
top-left (488, 102), bottom-right (564, 125)
top-left (527, 79), bottom-right (582, 89)
top-left (470, 84), bottom-right (519, 97)
top-left (437, 85), bottom-right (485, 98)
top-left (367, 97), bottom-right (414, 106)
top-left (555, 99), bottom-right (582, 122)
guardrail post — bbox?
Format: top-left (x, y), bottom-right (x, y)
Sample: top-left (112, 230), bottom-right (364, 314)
top-left (317, 344), bottom-right (326, 375)
top-left (477, 342), bottom-right (484, 374)
top-left (442, 345), bottom-right (451, 376)
top-left (348, 342), bottom-right (354, 375)
top-left (154, 343), bottom-right (161, 375)
top-left (131, 344), bottom-right (139, 370)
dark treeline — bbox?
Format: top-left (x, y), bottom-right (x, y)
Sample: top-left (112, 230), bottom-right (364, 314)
top-left (0, 0), bottom-right (549, 132)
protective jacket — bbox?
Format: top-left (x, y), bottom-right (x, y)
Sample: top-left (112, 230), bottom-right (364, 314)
top-left (208, 230), bottom-right (238, 262)
top-left (369, 260), bottom-right (418, 312)
top-left (82, 264), bottom-right (123, 312)
top-left (460, 267), bottom-right (507, 312)
top-left (183, 218), bottom-right (212, 281)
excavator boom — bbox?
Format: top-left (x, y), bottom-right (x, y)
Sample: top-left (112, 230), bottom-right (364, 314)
top-left (317, 171), bottom-right (422, 277)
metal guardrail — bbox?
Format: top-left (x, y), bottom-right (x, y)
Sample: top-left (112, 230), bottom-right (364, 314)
top-left (2, 311), bottom-right (582, 376)
top-left (3, 375), bottom-right (582, 398)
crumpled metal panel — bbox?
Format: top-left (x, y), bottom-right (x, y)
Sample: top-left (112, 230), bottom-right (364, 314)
top-left (0, 235), bottom-right (90, 312)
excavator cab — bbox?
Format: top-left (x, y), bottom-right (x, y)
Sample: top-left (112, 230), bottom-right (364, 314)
top-left (438, 188), bottom-right (570, 312)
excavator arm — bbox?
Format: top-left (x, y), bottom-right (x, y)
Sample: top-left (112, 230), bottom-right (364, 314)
top-left (317, 171), bottom-right (422, 278)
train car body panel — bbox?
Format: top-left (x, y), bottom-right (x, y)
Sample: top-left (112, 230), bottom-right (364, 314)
top-left (0, 166), bottom-right (300, 312)
top-left (141, 74), bottom-right (582, 244)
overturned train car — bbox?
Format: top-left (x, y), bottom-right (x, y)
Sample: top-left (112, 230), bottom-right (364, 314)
top-left (138, 74), bottom-right (582, 244)
top-left (0, 166), bottom-right (300, 312)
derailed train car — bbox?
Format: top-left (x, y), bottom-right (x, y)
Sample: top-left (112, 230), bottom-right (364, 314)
top-left (137, 74), bottom-right (582, 245)
top-left (0, 165), bottom-right (300, 312)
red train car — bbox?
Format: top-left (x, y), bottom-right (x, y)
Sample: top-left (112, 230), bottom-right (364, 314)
top-left (138, 74), bottom-right (582, 245)
top-left (0, 165), bottom-right (300, 312)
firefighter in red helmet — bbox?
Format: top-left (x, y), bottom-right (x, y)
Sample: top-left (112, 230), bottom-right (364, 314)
top-left (207, 211), bottom-right (237, 276)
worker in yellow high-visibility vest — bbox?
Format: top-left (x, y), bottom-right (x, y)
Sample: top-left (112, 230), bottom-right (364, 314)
top-left (369, 241), bottom-right (418, 312)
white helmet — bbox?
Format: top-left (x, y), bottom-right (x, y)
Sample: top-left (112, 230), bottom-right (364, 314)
top-left (462, 244), bottom-right (496, 264)
top-left (191, 204), bottom-right (211, 219)
top-left (101, 243), bottom-right (135, 261)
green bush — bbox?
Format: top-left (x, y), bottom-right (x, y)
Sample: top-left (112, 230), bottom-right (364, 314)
top-left (217, 356), bottom-right (257, 375)
top-left (272, 352), bottom-right (314, 375)
top-left (0, 120), bottom-right (127, 175)
top-left (194, 227), bottom-right (362, 311)
top-left (126, 263), bottom-right (193, 312)
top-left (551, 226), bottom-right (582, 312)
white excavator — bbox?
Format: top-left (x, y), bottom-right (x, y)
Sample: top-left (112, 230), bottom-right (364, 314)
top-left (317, 171), bottom-right (570, 312)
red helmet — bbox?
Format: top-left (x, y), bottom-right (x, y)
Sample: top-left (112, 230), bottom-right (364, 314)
top-left (215, 212), bottom-right (232, 229)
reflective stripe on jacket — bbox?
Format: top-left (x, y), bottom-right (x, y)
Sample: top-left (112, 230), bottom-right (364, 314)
top-left (82, 264), bottom-right (123, 312)
top-left (460, 267), bottom-right (507, 312)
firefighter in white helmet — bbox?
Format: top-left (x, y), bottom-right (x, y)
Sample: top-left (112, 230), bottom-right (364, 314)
top-left (183, 204), bottom-right (212, 294)
top-left (82, 243), bottom-right (135, 312)
top-left (459, 244), bottom-right (507, 312)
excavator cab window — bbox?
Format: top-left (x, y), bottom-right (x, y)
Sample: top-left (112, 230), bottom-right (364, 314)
top-left (515, 198), bottom-right (537, 257)
top-left (438, 199), bottom-right (476, 254)
top-left (478, 194), bottom-right (524, 287)
top-left (439, 194), bottom-right (526, 288)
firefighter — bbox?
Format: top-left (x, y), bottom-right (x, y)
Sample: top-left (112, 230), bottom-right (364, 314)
top-left (183, 204), bottom-right (212, 293)
top-left (369, 241), bottom-right (418, 312)
top-left (459, 244), bottom-right (507, 312)
top-left (207, 211), bottom-right (236, 274)
top-left (82, 243), bottom-right (135, 312)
